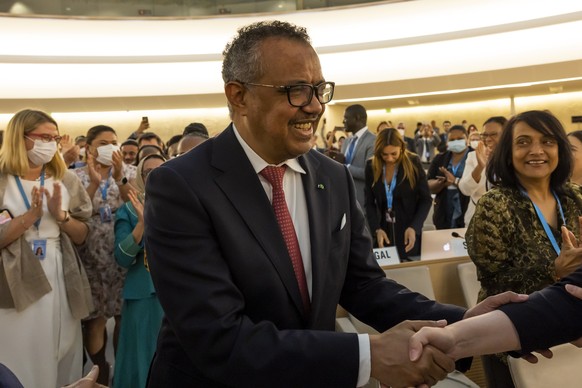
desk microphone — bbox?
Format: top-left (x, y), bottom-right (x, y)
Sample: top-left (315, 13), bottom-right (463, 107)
top-left (451, 231), bottom-right (465, 239)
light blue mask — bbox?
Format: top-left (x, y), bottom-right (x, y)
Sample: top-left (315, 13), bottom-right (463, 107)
top-left (447, 139), bottom-right (467, 153)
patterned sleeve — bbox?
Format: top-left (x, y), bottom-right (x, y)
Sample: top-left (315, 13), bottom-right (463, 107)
top-left (466, 190), bottom-right (518, 299)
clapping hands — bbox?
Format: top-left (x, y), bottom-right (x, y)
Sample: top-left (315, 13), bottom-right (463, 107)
top-left (555, 217), bottom-right (582, 279)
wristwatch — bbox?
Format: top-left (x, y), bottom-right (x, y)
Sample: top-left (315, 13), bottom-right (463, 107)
top-left (116, 177), bottom-right (128, 186)
top-left (454, 177), bottom-right (460, 186)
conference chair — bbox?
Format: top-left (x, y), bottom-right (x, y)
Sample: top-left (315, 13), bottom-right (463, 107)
top-left (508, 343), bottom-right (582, 388)
top-left (457, 262), bottom-right (480, 308)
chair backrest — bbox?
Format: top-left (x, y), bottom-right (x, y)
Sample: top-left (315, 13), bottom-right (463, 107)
top-left (508, 343), bottom-right (582, 388)
top-left (384, 266), bottom-right (436, 300)
top-left (457, 262), bottom-right (480, 308)
top-left (348, 266), bottom-right (436, 335)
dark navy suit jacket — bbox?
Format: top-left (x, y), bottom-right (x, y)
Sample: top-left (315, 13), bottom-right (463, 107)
top-left (500, 266), bottom-right (582, 353)
top-left (144, 125), bottom-right (466, 387)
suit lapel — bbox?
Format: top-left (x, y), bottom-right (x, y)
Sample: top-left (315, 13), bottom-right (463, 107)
top-left (354, 130), bottom-right (372, 161)
top-left (211, 126), bottom-right (307, 317)
top-left (298, 152), bottom-right (331, 323)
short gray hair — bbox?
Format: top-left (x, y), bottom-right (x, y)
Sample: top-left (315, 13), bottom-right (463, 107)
top-left (222, 20), bottom-right (312, 84)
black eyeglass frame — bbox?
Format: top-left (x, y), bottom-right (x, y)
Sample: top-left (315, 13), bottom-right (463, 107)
top-left (241, 81), bottom-right (335, 107)
top-left (479, 132), bottom-right (499, 140)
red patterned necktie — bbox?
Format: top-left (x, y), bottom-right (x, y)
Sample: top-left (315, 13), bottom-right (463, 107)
top-left (260, 165), bottom-right (310, 313)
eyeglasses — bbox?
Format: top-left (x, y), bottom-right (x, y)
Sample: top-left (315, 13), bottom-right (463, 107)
top-left (25, 134), bottom-right (62, 143)
top-left (479, 132), bottom-right (499, 140)
top-left (241, 81), bottom-right (335, 107)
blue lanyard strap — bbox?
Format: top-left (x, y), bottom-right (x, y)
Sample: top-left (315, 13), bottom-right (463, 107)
top-left (448, 150), bottom-right (469, 177)
top-left (14, 167), bottom-right (45, 229)
top-left (521, 188), bottom-right (566, 255)
top-left (99, 169), bottom-right (112, 201)
top-left (383, 164), bottom-right (399, 210)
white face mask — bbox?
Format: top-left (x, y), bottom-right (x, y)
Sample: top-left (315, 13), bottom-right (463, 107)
top-left (27, 139), bottom-right (58, 166)
top-left (398, 129), bottom-right (405, 138)
top-left (96, 144), bottom-right (120, 166)
top-left (470, 140), bottom-right (480, 149)
top-left (447, 139), bottom-right (468, 153)
top-left (79, 147), bottom-right (86, 158)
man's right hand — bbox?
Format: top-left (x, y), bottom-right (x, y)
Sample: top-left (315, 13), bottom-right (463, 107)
top-left (370, 320), bottom-right (454, 388)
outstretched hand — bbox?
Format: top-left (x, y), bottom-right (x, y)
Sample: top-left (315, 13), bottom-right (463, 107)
top-left (370, 320), bottom-right (454, 388)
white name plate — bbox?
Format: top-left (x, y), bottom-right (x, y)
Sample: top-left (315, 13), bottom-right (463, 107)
top-left (373, 246), bottom-right (400, 266)
top-left (444, 238), bottom-right (468, 257)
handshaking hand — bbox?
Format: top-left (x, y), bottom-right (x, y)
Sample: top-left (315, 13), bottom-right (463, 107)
top-left (370, 320), bottom-right (455, 388)
top-left (409, 310), bottom-right (521, 363)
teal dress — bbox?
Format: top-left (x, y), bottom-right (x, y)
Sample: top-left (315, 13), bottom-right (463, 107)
top-left (113, 202), bottom-right (163, 388)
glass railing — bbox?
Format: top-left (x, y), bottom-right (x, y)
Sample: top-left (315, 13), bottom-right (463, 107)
top-left (2, 0), bottom-right (404, 17)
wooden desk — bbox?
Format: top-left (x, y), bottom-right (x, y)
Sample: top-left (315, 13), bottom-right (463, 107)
top-left (336, 255), bottom-right (472, 318)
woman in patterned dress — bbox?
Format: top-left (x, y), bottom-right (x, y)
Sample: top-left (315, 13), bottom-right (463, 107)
top-left (75, 125), bottom-right (136, 385)
top-left (466, 110), bottom-right (582, 387)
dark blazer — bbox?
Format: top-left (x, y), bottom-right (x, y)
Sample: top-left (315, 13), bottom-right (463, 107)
top-left (437, 133), bottom-right (448, 153)
top-left (404, 136), bottom-right (416, 153)
top-left (144, 125), bottom-right (466, 388)
top-left (364, 156), bottom-right (431, 259)
top-left (499, 266), bottom-right (582, 353)
top-left (341, 129), bottom-right (376, 207)
top-left (427, 150), bottom-right (471, 229)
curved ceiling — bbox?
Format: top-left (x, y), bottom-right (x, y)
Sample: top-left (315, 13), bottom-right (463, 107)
top-left (0, 0), bottom-right (581, 113)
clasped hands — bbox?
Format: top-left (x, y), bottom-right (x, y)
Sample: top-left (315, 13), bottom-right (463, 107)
top-left (369, 291), bottom-right (528, 388)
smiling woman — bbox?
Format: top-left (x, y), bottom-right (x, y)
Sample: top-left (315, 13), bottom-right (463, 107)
top-left (0, 109), bottom-right (93, 388)
top-left (466, 110), bottom-right (582, 388)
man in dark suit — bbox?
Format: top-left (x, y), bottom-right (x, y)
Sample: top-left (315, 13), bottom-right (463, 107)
top-left (437, 120), bottom-right (452, 153)
top-left (340, 104), bottom-right (376, 208)
top-left (144, 20), bottom-right (518, 388)
top-left (397, 122), bottom-right (416, 153)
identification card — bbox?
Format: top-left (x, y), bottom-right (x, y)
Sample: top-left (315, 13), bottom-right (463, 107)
top-left (32, 239), bottom-right (47, 260)
top-left (99, 204), bottom-right (113, 223)
top-left (385, 209), bottom-right (396, 224)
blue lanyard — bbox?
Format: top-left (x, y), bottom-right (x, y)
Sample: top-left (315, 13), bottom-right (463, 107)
top-left (14, 167), bottom-right (45, 229)
top-left (99, 170), bottom-right (112, 201)
top-left (383, 164), bottom-right (399, 210)
top-left (521, 189), bottom-right (566, 255)
top-left (448, 150), bottom-right (469, 177)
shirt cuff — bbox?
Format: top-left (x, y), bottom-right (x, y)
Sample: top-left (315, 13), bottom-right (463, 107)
top-left (357, 334), bottom-right (371, 387)
top-left (118, 233), bottom-right (142, 257)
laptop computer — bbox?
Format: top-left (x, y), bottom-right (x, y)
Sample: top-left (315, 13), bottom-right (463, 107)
top-left (420, 227), bottom-right (468, 261)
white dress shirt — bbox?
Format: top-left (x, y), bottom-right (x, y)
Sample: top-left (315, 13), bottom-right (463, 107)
top-left (233, 125), bottom-right (371, 387)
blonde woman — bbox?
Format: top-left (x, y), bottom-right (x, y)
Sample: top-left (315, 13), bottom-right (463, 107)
top-left (364, 127), bottom-right (432, 261)
top-left (0, 109), bottom-right (93, 388)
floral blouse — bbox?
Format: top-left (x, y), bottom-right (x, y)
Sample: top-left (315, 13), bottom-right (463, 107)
top-left (467, 184), bottom-right (582, 302)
